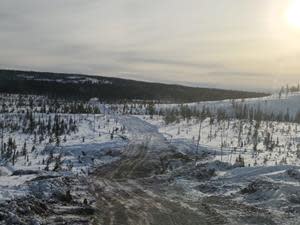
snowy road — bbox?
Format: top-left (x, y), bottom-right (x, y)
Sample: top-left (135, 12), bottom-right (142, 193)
top-left (117, 115), bottom-right (170, 151)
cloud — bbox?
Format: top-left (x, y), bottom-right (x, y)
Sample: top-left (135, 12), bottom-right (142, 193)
top-left (0, 0), bottom-right (298, 91)
top-left (119, 54), bottom-right (225, 70)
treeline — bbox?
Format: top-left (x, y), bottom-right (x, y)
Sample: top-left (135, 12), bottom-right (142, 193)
top-left (0, 94), bottom-right (100, 114)
top-left (0, 69), bottom-right (268, 103)
top-left (161, 102), bottom-right (300, 125)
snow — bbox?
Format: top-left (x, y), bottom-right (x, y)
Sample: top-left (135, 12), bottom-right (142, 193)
top-left (157, 92), bottom-right (300, 118)
top-left (1, 91), bottom-right (300, 221)
top-left (137, 115), bottom-right (300, 167)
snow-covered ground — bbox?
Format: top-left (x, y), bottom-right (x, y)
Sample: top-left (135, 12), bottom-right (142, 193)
top-left (1, 92), bottom-right (300, 224)
top-left (0, 112), bottom-right (128, 202)
top-left (138, 115), bottom-right (300, 166)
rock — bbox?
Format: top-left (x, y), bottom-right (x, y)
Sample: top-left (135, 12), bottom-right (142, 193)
top-left (195, 184), bottom-right (218, 193)
top-left (286, 169), bottom-right (300, 180)
top-left (192, 167), bottom-right (215, 180)
top-left (12, 170), bottom-right (40, 176)
top-left (28, 218), bottom-right (41, 225)
top-left (241, 179), bottom-right (279, 195)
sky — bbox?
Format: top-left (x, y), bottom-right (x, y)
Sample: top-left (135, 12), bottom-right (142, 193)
top-left (1, 0), bottom-right (300, 91)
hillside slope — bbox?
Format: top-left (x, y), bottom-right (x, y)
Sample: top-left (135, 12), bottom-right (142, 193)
top-left (0, 69), bottom-right (268, 103)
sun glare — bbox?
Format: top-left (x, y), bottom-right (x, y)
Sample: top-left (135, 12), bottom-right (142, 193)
top-left (286, 0), bottom-right (300, 28)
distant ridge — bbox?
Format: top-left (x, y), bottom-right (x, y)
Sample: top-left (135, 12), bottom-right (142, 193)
top-left (0, 69), bottom-right (269, 103)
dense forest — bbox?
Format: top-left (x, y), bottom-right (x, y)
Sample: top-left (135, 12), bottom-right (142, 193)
top-left (0, 69), bottom-right (268, 103)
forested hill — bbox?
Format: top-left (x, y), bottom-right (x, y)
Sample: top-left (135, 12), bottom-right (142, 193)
top-left (0, 69), bottom-right (269, 103)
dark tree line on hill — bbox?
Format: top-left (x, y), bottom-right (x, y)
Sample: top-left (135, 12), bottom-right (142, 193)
top-left (0, 69), bottom-right (268, 103)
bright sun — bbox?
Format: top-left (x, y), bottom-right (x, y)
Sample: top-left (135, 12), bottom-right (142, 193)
top-left (286, 0), bottom-right (300, 28)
